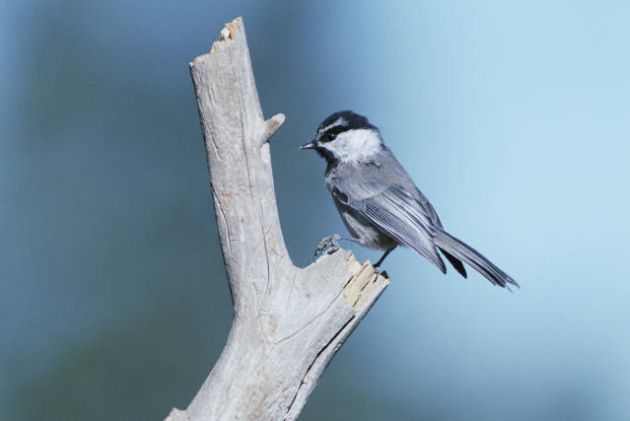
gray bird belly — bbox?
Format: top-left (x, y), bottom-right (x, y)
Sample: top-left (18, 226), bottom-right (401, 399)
top-left (339, 208), bottom-right (396, 250)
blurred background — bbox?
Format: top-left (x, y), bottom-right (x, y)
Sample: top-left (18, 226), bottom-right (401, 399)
top-left (2, 1), bottom-right (629, 420)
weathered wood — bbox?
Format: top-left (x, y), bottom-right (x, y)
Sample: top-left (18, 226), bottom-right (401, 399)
top-left (165, 17), bottom-right (389, 421)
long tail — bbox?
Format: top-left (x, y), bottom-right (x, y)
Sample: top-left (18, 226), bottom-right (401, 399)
top-left (433, 229), bottom-right (519, 289)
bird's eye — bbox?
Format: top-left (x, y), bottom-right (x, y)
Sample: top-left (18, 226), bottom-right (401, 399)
top-left (324, 133), bottom-right (336, 142)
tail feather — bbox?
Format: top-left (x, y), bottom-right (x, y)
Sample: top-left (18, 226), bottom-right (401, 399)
top-left (440, 249), bottom-right (467, 278)
top-left (433, 229), bottom-right (518, 289)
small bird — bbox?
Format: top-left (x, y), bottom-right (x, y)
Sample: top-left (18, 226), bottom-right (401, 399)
top-left (302, 110), bottom-right (518, 288)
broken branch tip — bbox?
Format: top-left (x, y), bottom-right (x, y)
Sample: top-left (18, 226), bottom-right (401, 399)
top-left (219, 17), bottom-right (243, 42)
top-left (261, 113), bottom-right (286, 144)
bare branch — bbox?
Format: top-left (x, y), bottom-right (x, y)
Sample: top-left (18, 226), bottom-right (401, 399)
top-left (262, 113), bottom-right (286, 145)
top-left (167, 17), bottom-right (389, 421)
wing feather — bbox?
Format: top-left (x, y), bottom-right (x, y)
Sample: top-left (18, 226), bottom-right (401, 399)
top-left (335, 185), bottom-right (446, 273)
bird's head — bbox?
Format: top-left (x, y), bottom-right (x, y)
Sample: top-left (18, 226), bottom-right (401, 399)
top-left (301, 111), bottom-right (383, 164)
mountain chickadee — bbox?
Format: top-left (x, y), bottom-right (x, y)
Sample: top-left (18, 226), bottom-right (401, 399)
top-left (302, 110), bottom-right (518, 289)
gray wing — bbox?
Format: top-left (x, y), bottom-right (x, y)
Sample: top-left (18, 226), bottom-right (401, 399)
top-left (331, 155), bottom-right (447, 272)
top-left (356, 186), bottom-right (447, 272)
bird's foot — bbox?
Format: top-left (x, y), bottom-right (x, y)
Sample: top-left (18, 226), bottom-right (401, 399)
top-left (314, 234), bottom-right (341, 258)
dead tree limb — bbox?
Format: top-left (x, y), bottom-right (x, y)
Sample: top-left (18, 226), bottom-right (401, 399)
top-left (166, 17), bottom-right (389, 421)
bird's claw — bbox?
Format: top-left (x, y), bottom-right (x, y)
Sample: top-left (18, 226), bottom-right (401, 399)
top-left (314, 234), bottom-right (341, 258)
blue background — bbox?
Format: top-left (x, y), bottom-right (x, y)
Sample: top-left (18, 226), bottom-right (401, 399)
top-left (1, 1), bottom-right (629, 420)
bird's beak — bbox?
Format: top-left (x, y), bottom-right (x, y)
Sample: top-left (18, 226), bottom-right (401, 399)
top-left (300, 139), bottom-right (317, 150)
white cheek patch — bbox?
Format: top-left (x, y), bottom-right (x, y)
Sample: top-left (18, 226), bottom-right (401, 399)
top-left (323, 129), bottom-right (382, 163)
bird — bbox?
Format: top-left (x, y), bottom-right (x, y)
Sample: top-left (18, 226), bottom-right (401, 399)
top-left (301, 110), bottom-right (518, 289)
